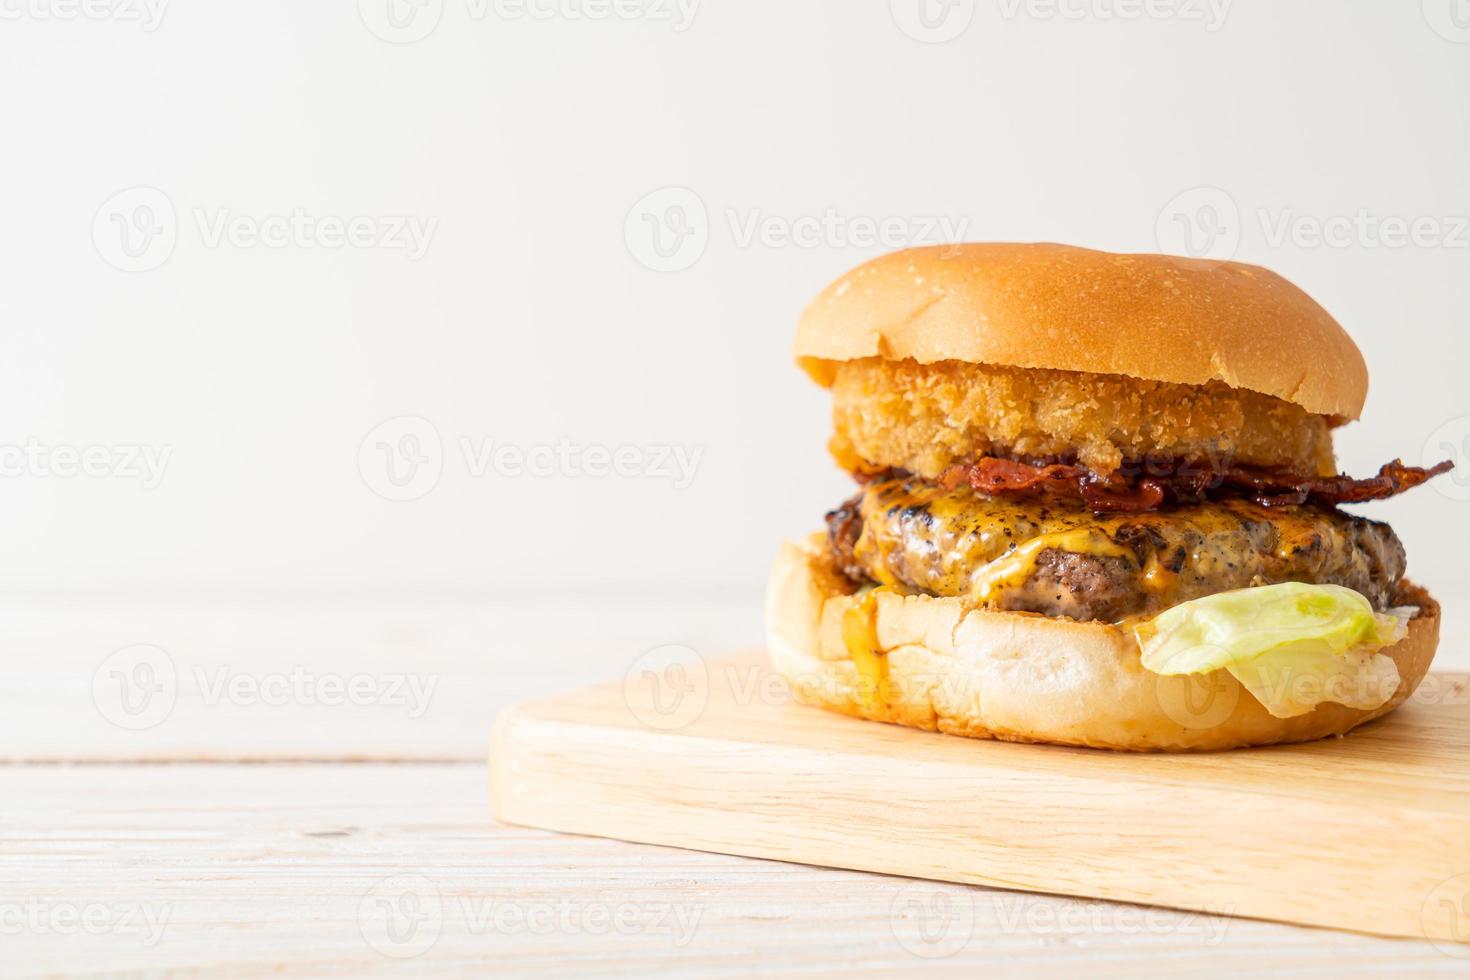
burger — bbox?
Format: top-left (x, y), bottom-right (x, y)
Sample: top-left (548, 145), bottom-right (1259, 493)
top-left (766, 243), bottom-right (1452, 751)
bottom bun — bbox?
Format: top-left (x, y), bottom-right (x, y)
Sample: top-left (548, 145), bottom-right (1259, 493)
top-left (765, 533), bottom-right (1440, 751)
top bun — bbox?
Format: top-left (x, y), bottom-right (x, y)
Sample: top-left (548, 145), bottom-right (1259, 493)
top-left (795, 243), bottom-right (1368, 420)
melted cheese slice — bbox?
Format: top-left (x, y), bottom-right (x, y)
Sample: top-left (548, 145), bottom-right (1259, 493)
top-left (841, 588), bottom-right (888, 709)
top-left (969, 529), bottom-right (1135, 603)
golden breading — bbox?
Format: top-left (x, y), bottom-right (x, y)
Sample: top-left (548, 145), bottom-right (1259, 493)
top-left (828, 358), bottom-right (1336, 478)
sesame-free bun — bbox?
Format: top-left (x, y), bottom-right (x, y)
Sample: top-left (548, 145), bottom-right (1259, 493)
top-left (795, 244), bottom-right (1368, 420)
top-left (765, 535), bottom-right (1439, 752)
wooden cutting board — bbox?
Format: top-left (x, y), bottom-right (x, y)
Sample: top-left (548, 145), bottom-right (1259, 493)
top-left (489, 652), bottom-right (1470, 944)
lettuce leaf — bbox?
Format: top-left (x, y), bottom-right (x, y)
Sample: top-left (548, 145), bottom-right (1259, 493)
top-left (1134, 583), bottom-right (1412, 719)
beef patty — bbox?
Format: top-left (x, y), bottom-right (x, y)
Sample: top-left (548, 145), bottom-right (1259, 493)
top-left (827, 476), bottom-right (1407, 623)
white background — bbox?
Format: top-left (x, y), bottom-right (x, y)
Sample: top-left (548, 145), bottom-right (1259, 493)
top-left (0, 0), bottom-right (1466, 618)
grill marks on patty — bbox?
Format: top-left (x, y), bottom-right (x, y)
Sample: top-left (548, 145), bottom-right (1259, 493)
top-left (826, 477), bottom-right (1407, 623)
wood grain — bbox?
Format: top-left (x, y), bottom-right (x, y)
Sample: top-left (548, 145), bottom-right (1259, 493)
top-left (5, 599), bottom-right (1469, 974)
top-left (0, 593), bottom-right (759, 761)
top-left (491, 653), bottom-right (1470, 945)
top-left (4, 763), bottom-right (1466, 977)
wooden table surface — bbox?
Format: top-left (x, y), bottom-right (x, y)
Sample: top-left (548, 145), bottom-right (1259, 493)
top-left (3, 595), bottom-right (1468, 976)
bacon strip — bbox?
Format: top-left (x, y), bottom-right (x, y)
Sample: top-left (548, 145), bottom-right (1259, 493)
top-left (1226, 459), bottom-right (1455, 508)
top-left (936, 456), bottom-right (1454, 513)
top-left (1083, 478), bottom-right (1167, 512)
top-left (945, 457), bottom-right (1086, 495)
